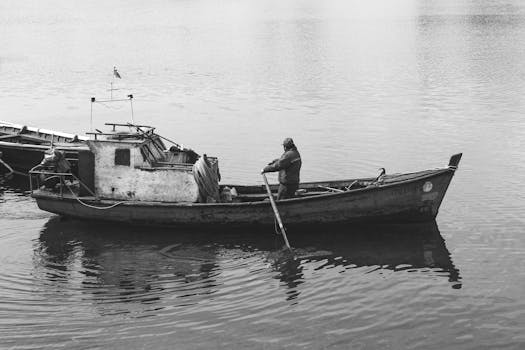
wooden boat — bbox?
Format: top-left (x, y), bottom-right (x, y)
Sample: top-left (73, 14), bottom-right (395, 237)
top-left (29, 123), bottom-right (462, 228)
top-left (0, 120), bottom-right (87, 174)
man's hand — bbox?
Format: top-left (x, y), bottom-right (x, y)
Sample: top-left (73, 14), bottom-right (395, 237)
top-left (262, 164), bottom-right (273, 173)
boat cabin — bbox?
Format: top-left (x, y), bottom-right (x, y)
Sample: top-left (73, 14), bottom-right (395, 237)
top-left (68, 123), bottom-right (217, 203)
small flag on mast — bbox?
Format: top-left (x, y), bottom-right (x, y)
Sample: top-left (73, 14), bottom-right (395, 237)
top-left (113, 66), bottom-right (122, 79)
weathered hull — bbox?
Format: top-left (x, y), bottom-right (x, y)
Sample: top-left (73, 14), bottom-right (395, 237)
top-left (32, 168), bottom-right (456, 227)
top-left (0, 121), bottom-right (87, 173)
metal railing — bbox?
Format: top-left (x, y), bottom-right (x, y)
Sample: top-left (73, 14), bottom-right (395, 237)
top-left (29, 165), bottom-right (97, 199)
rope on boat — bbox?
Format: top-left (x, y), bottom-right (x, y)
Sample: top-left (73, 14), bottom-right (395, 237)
top-left (65, 184), bottom-right (125, 210)
top-left (192, 155), bottom-right (220, 202)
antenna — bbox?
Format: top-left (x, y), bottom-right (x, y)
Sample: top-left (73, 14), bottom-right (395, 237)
top-left (110, 66), bottom-right (122, 100)
top-left (128, 94), bottom-right (134, 123)
top-left (107, 82), bottom-right (120, 100)
top-left (90, 94), bottom-right (135, 131)
top-left (90, 97), bottom-right (95, 132)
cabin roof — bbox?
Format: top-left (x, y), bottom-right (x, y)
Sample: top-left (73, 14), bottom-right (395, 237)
top-left (86, 137), bottom-right (149, 145)
top-left (85, 122), bottom-right (161, 144)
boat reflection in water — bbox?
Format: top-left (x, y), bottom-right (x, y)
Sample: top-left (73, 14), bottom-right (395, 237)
top-left (0, 174), bottom-right (30, 193)
top-left (34, 217), bottom-right (461, 314)
top-left (271, 221), bottom-right (462, 302)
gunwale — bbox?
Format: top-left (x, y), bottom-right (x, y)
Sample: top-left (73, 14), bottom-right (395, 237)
top-left (0, 120), bottom-right (88, 142)
top-left (32, 167), bottom-right (453, 208)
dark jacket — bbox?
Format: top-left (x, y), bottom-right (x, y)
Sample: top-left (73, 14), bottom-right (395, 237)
top-left (263, 148), bottom-right (301, 184)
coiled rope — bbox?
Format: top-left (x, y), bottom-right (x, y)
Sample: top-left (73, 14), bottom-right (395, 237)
top-left (192, 155), bottom-right (220, 202)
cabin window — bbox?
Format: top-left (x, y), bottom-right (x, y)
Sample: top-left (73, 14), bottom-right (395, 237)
top-left (140, 144), bottom-right (157, 164)
top-left (151, 138), bottom-right (166, 156)
top-left (141, 145), bottom-right (151, 162)
top-left (115, 148), bottom-right (130, 166)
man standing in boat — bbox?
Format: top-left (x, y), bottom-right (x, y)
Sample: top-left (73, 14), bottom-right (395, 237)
top-left (262, 138), bottom-right (302, 200)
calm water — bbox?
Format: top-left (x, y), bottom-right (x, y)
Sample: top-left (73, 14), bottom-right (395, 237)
top-left (1, 0), bottom-right (525, 348)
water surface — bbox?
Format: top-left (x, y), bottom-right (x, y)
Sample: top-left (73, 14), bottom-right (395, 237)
top-left (1, 0), bottom-right (525, 348)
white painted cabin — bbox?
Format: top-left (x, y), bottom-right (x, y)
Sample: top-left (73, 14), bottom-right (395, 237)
top-left (78, 127), bottom-right (211, 203)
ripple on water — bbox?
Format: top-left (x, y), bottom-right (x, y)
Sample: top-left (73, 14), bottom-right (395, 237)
top-left (0, 178), bottom-right (50, 221)
top-left (0, 204), bottom-right (516, 350)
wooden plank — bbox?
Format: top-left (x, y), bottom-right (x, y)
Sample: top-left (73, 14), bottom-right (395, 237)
top-left (0, 135), bottom-right (20, 141)
top-left (317, 185), bottom-right (344, 192)
top-left (18, 134), bottom-right (51, 144)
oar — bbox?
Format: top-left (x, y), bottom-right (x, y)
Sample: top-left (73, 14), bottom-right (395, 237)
top-left (261, 173), bottom-right (292, 251)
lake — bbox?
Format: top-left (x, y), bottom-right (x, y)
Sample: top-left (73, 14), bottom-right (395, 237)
top-left (1, 0), bottom-right (524, 348)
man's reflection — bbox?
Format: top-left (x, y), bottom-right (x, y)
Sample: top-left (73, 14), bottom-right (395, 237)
top-left (267, 221), bottom-right (461, 296)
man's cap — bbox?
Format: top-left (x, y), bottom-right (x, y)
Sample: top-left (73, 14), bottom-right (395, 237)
top-left (282, 138), bottom-right (295, 148)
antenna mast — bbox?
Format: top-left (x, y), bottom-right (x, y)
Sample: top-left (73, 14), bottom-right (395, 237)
top-left (90, 94), bottom-right (135, 131)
